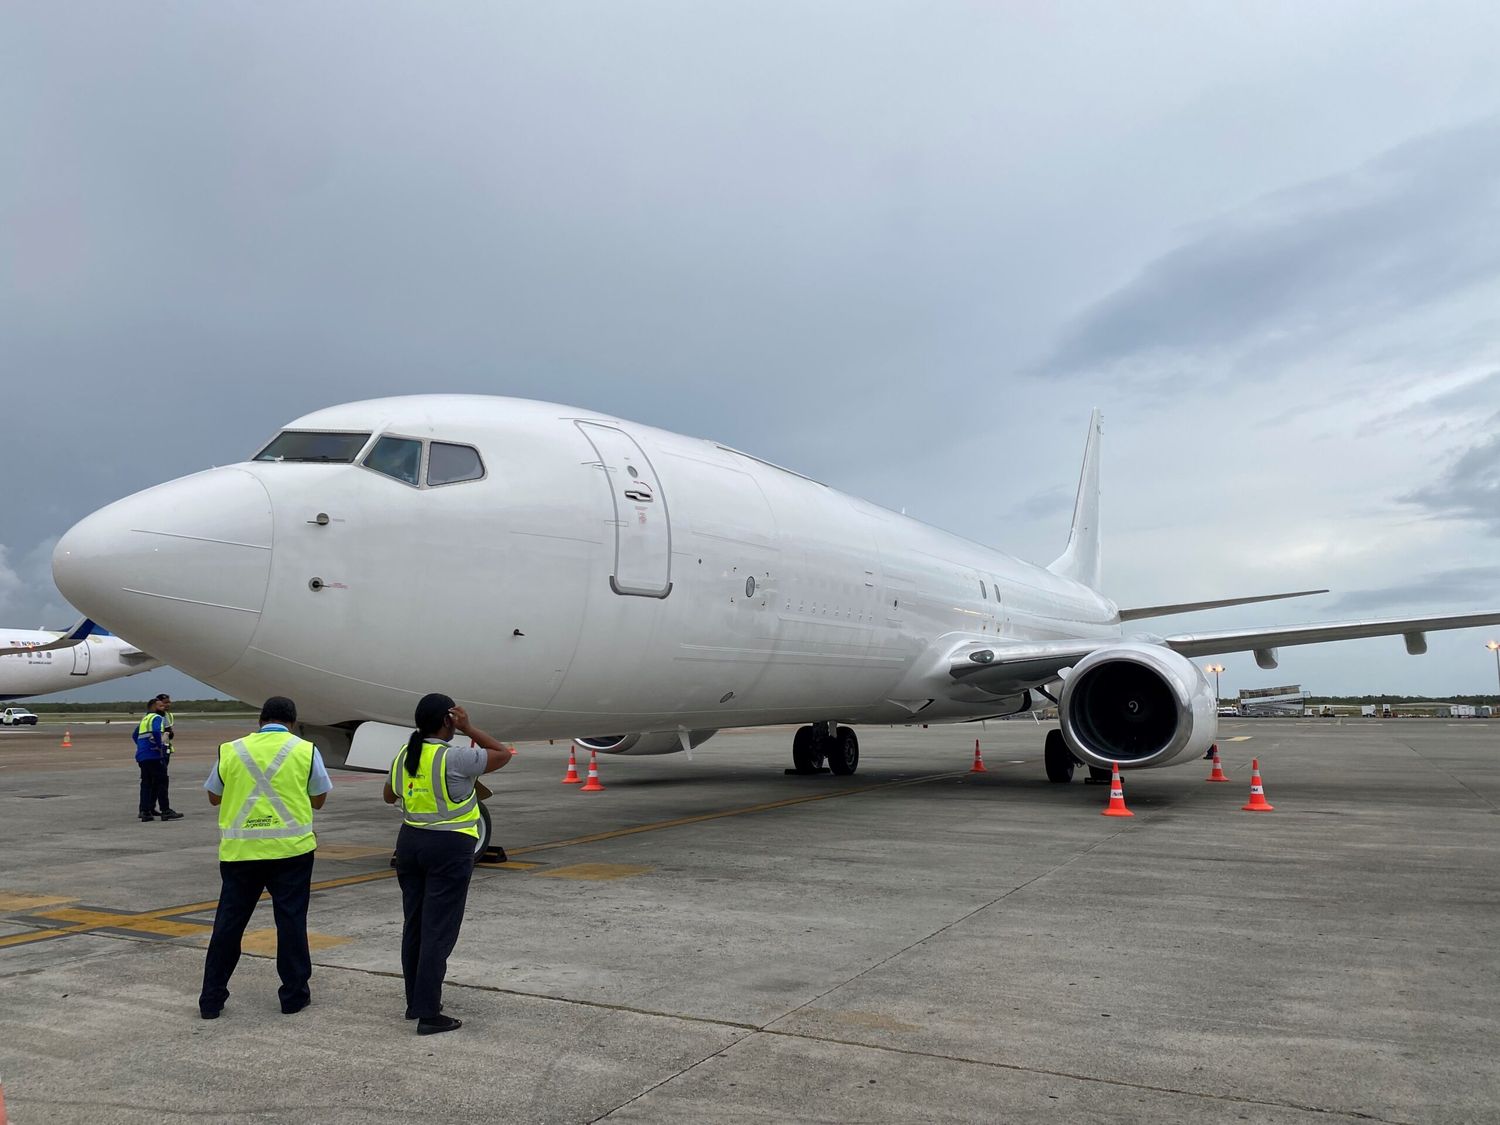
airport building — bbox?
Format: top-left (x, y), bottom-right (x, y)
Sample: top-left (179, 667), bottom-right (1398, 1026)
top-left (1237, 684), bottom-right (1310, 717)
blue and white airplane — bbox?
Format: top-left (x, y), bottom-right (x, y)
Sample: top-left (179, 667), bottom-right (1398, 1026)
top-left (0, 619), bottom-right (161, 701)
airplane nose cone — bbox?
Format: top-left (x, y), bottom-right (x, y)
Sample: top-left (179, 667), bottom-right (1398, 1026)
top-left (54, 468), bottom-right (273, 678)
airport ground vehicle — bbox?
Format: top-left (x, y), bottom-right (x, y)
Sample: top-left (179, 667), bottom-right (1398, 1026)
top-left (1, 707), bottom-right (39, 725)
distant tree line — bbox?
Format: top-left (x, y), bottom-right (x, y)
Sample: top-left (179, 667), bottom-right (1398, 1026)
top-left (1304, 694), bottom-right (1498, 706)
top-left (25, 699), bottom-right (255, 714)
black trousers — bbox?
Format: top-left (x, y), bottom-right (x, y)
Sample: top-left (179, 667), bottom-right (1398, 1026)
top-left (199, 851), bottom-right (315, 1012)
top-left (137, 759), bottom-right (170, 816)
top-left (394, 824), bottom-right (475, 1019)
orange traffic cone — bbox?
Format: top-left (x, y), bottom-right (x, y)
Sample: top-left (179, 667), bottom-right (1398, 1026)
top-left (61, 728), bottom-right (72, 748)
top-left (969, 739), bottom-right (988, 773)
top-left (1242, 758), bottom-right (1274, 811)
top-left (580, 749), bottom-right (606, 792)
top-left (561, 746), bottom-right (581, 784)
top-left (1101, 762), bottom-right (1133, 817)
top-left (1206, 748), bottom-right (1230, 782)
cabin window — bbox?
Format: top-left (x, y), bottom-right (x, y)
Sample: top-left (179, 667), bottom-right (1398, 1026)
top-left (980, 580), bottom-right (988, 600)
top-left (254, 430), bottom-right (371, 464)
top-left (427, 442), bottom-right (485, 486)
top-left (363, 436), bottom-right (423, 486)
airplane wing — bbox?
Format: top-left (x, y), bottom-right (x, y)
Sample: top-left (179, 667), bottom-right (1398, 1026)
top-left (1117, 589), bottom-right (1328, 622)
top-left (949, 610), bottom-right (1500, 689)
top-left (0, 617), bottom-right (97, 656)
top-left (1161, 611), bottom-right (1500, 667)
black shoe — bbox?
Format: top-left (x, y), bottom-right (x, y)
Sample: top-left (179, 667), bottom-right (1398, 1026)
top-left (200, 1007), bottom-right (221, 1020)
top-left (140, 814), bottom-right (156, 822)
top-left (159, 810), bottom-right (184, 821)
top-left (282, 998), bottom-right (310, 1015)
top-left (416, 1014), bottom-right (462, 1035)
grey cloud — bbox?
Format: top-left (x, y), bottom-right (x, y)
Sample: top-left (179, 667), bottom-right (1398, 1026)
top-left (1403, 434), bottom-right (1500, 535)
top-left (1039, 118), bottom-right (1500, 376)
top-left (1327, 566), bottom-right (1500, 613)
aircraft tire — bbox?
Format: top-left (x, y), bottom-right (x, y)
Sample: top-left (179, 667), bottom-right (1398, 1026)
top-left (474, 802), bottom-right (492, 858)
top-left (792, 726), bottom-right (822, 774)
top-left (827, 726), bottom-right (859, 776)
top-left (1044, 730), bottom-right (1074, 783)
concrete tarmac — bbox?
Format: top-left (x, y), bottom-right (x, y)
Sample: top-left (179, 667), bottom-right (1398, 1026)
top-left (0, 718), bottom-right (1496, 1124)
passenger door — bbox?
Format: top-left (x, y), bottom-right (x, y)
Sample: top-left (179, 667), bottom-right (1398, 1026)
top-left (577, 422), bottom-right (673, 598)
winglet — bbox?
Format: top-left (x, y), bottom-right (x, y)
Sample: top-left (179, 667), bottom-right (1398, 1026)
top-left (0, 617), bottom-right (98, 656)
top-left (1047, 410), bottom-right (1103, 591)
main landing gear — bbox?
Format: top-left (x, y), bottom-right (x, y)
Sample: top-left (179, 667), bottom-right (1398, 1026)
top-left (1043, 729), bottom-right (1111, 784)
top-left (789, 722), bottom-right (860, 776)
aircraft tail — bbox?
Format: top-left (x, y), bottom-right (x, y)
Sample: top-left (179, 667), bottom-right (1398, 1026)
top-left (1047, 410), bottom-right (1102, 592)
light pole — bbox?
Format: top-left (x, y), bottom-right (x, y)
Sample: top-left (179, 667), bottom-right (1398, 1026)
top-left (1206, 663), bottom-right (1225, 706)
top-left (1488, 642), bottom-right (1500, 705)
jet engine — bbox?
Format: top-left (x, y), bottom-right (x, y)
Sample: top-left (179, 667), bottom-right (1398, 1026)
top-left (575, 729), bottom-right (718, 756)
top-left (1059, 642), bottom-right (1217, 769)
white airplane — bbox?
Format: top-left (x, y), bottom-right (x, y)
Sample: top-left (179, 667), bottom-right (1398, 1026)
top-left (48, 396), bottom-right (1500, 798)
top-left (0, 619), bottom-right (161, 702)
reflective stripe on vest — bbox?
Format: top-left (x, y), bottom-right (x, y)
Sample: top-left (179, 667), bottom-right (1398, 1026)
top-left (218, 733), bottom-right (317, 861)
top-left (391, 741), bottom-right (479, 836)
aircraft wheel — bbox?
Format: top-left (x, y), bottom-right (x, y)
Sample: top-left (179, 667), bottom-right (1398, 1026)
top-left (791, 726), bottom-right (822, 774)
top-left (1044, 729), bottom-right (1075, 783)
top-left (827, 726), bottom-right (859, 776)
top-left (473, 802), bottom-right (493, 858)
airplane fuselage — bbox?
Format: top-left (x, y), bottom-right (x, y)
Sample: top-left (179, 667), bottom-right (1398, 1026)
top-left (52, 397), bottom-right (1121, 736)
top-left (0, 629), bottom-right (161, 702)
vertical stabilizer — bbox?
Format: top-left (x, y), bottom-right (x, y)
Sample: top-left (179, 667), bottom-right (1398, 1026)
top-left (1047, 410), bottom-right (1102, 591)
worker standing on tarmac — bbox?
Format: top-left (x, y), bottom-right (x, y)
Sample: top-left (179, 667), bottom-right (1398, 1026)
top-left (383, 693), bottom-right (514, 1035)
top-left (198, 695), bottom-right (332, 1020)
top-left (135, 695), bottom-right (182, 821)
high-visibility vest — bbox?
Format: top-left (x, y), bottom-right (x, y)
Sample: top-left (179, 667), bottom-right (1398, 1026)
top-left (135, 713), bottom-right (165, 759)
top-left (389, 739), bottom-right (480, 839)
top-left (162, 711), bottom-right (175, 751)
top-left (217, 731), bottom-right (318, 861)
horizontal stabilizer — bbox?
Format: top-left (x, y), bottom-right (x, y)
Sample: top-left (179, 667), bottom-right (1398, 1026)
top-left (1118, 589), bottom-right (1328, 622)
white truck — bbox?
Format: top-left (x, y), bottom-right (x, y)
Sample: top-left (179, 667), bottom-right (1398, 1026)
top-left (1, 706), bottom-right (40, 726)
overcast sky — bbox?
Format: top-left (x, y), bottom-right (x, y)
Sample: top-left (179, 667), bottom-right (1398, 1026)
top-left (4, 2), bottom-right (1499, 703)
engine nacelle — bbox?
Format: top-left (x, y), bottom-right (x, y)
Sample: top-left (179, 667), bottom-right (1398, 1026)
top-left (1059, 642), bottom-right (1217, 769)
top-left (575, 730), bottom-right (718, 756)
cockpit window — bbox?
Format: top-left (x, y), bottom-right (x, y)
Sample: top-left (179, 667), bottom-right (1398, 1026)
top-left (427, 442), bottom-right (485, 486)
top-left (362, 436), bottom-right (423, 486)
top-left (254, 430), bottom-right (371, 464)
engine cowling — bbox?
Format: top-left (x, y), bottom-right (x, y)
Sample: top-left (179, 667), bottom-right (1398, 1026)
top-left (1059, 642), bottom-right (1217, 769)
top-left (575, 730), bottom-right (718, 756)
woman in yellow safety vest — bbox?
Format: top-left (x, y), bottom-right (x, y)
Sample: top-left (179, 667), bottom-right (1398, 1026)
top-left (383, 692), bottom-right (514, 1035)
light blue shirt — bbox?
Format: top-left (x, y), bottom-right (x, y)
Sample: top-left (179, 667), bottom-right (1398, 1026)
top-left (204, 724), bottom-right (333, 797)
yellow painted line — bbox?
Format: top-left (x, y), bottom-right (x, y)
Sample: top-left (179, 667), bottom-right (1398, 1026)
top-left (116, 916), bottom-right (212, 938)
top-left (1225, 736), bottom-right (1253, 742)
top-left (0, 769), bottom-right (962, 952)
top-left (0, 927), bottom-right (74, 948)
top-left (537, 863), bottom-right (652, 881)
top-left (0, 892), bottom-right (75, 912)
top-left (475, 860), bottom-right (545, 871)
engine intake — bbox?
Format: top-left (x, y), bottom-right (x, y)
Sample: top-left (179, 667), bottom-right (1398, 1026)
top-left (1059, 642), bottom-right (1216, 769)
top-left (575, 730), bottom-right (718, 756)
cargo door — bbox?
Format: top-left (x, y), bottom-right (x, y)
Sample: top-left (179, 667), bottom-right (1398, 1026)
top-left (71, 640), bottom-right (91, 676)
top-left (577, 422), bottom-right (672, 598)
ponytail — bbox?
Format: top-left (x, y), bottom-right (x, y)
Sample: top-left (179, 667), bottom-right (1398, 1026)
top-left (403, 729), bottom-right (424, 779)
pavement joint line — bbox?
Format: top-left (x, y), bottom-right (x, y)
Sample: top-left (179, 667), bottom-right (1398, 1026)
top-left (745, 1028), bottom-right (1414, 1125)
top-left (1396, 739), bottom-right (1498, 812)
top-left (0, 768), bottom-right (968, 952)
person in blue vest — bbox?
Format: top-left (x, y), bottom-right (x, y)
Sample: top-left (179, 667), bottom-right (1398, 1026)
top-left (134, 696), bottom-right (182, 821)
top-left (198, 695), bottom-right (332, 1019)
top-left (383, 693), bottom-right (513, 1035)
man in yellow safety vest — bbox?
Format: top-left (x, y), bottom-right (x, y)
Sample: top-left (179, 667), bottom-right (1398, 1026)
top-left (198, 696), bottom-right (332, 1019)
